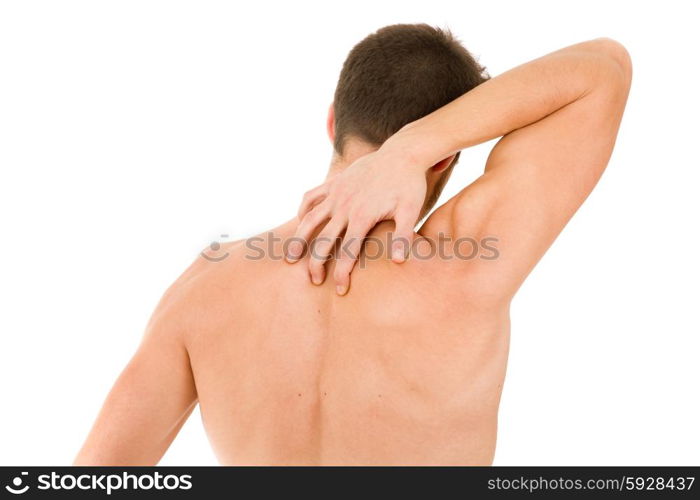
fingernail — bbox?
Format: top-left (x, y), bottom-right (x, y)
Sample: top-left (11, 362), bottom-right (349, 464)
top-left (336, 285), bottom-right (347, 296)
top-left (391, 244), bottom-right (406, 263)
top-left (312, 274), bottom-right (323, 285)
top-left (286, 242), bottom-right (302, 262)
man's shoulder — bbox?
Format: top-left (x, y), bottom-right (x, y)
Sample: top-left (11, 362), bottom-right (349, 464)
top-left (153, 239), bottom-right (251, 329)
top-left (171, 228), bottom-right (292, 303)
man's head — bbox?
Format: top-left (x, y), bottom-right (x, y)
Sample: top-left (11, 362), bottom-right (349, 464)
top-left (327, 23), bottom-right (488, 215)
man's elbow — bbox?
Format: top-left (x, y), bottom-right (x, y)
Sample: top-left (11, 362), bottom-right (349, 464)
top-left (590, 37), bottom-right (633, 88)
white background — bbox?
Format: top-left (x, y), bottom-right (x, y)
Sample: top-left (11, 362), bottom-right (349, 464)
top-left (1, 1), bottom-right (698, 465)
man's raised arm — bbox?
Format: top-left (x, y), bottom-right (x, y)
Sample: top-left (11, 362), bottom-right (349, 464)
top-left (290, 38), bottom-right (632, 294)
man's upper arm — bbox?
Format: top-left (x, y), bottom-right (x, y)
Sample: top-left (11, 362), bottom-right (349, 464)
top-left (427, 40), bottom-right (632, 296)
top-left (74, 274), bottom-right (199, 465)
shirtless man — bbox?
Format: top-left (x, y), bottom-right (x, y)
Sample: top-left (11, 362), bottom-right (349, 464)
top-left (75, 24), bottom-right (631, 465)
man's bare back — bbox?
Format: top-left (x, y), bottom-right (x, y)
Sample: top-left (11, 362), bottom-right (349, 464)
top-left (187, 218), bottom-right (509, 465)
top-left (75, 33), bottom-right (630, 466)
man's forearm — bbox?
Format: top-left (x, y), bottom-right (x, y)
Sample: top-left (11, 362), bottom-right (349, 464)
top-left (386, 38), bottom-right (631, 169)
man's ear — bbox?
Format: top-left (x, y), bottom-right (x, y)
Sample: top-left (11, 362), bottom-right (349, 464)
top-left (431, 154), bottom-right (456, 172)
top-left (327, 102), bottom-right (335, 143)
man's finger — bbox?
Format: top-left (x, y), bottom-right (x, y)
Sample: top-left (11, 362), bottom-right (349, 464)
top-left (308, 217), bottom-right (346, 285)
top-left (286, 203), bottom-right (331, 263)
top-left (333, 217), bottom-right (375, 295)
top-left (391, 207), bottom-right (419, 263)
top-left (297, 184), bottom-right (329, 220)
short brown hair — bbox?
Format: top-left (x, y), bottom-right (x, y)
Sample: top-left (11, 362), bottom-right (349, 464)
top-left (333, 24), bottom-right (488, 155)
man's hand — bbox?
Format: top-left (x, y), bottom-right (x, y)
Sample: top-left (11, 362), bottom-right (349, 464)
top-left (285, 143), bottom-right (428, 295)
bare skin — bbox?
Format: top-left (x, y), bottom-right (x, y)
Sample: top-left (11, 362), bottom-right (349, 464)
top-left (75, 38), bottom-right (631, 465)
